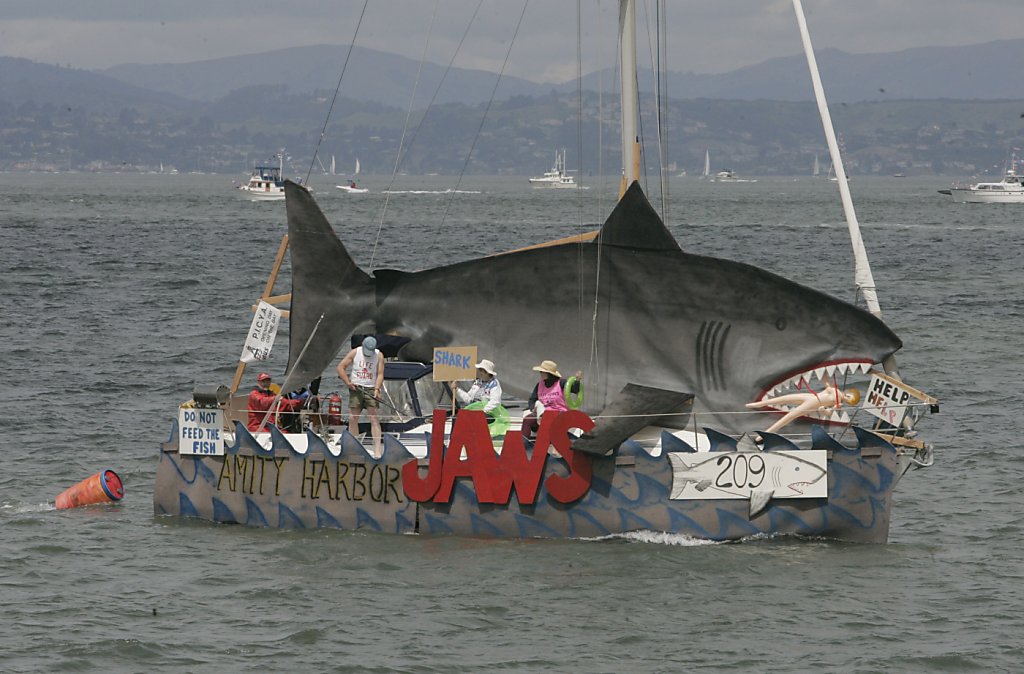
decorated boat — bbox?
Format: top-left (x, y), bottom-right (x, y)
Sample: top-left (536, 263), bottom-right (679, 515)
top-left (156, 1), bottom-right (936, 542)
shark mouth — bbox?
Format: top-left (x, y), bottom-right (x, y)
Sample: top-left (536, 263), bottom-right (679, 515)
top-left (754, 359), bottom-right (874, 426)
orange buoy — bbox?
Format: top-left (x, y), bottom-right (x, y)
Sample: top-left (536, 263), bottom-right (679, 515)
top-left (55, 469), bottom-right (124, 509)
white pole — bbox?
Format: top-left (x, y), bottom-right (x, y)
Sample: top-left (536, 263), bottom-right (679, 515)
top-left (792, 0), bottom-right (900, 378)
top-left (792, 0), bottom-right (880, 317)
top-left (619, 0), bottom-right (638, 188)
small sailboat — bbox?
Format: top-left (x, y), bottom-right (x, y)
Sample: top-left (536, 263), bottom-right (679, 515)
top-left (701, 149), bottom-right (711, 179)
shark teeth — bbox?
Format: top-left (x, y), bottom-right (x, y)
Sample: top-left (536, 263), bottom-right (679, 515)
top-left (756, 360), bottom-right (873, 424)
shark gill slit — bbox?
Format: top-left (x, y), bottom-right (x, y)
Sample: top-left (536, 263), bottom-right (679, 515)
top-left (715, 323), bottom-right (731, 391)
top-left (695, 322), bottom-right (708, 390)
top-left (698, 320), bottom-right (729, 391)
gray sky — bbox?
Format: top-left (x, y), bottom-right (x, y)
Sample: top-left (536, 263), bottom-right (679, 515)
top-left (0, 1), bottom-right (1020, 82)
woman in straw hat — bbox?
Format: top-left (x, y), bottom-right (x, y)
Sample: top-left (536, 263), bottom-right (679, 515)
top-left (450, 359), bottom-right (503, 415)
top-left (521, 360), bottom-right (583, 441)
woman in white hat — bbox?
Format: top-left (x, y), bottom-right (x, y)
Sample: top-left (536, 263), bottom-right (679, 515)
top-left (450, 359), bottom-right (503, 416)
top-left (521, 360), bottom-right (583, 440)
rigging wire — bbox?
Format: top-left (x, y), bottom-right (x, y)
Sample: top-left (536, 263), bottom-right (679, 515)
top-left (305, 0), bottom-right (370, 185)
top-left (369, 0), bottom-right (442, 270)
top-left (576, 0), bottom-right (586, 352)
top-left (434, 0), bottom-right (530, 241)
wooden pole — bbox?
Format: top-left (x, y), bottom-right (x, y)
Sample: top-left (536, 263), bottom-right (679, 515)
top-left (230, 234), bottom-right (290, 394)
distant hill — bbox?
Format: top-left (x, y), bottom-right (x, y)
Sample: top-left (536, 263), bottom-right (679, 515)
top-left (0, 56), bottom-right (193, 116)
top-left (99, 39), bottom-right (1024, 106)
top-left (103, 45), bottom-right (551, 107)
top-left (600, 39), bottom-right (1024, 102)
top-left (3, 48), bottom-right (1024, 176)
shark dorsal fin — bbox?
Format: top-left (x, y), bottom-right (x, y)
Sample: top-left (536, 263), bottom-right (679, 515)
top-left (597, 181), bottom-right (681, 252)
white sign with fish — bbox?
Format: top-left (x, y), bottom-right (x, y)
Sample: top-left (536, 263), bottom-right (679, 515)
top-left (668, 451), bottom-right (828, 500)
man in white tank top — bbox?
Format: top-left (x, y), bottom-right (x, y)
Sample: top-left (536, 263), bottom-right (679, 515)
top-left (336, 336), bottom-right (385, 456)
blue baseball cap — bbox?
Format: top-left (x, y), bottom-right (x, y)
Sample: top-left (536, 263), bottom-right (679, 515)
top-left (362, 336), bottom-right (377, 354)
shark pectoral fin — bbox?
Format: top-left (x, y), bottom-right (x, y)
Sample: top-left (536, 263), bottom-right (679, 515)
top-left (573, 383), bottom-right (694, 456)
top-left (750, 489), bottom-right (775, 518)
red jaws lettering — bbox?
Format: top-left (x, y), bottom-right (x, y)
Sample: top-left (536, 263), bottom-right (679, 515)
top-left (401, 409), bottom-right (595, 505)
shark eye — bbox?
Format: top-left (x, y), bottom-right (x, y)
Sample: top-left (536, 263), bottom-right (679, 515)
top-left (775, 318), bottom-right (787, 331)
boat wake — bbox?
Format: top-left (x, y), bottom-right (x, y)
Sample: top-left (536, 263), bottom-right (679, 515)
top-left (586, 531), bottom-right (721, 546)
top-left (1, 501), bottom-right (57, 514)
top-left (382, 189), bottom-right (482, 195)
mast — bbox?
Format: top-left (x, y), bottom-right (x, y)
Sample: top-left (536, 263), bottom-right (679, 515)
top-left (792, 0), bottom-right (898, 376)
top-left (618, 0), bottom-right (640, 198)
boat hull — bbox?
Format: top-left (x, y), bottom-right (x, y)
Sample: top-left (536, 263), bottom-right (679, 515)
top-left (528, 179), bottom-right (576, 189)
top-left (154, 422), bottom-right (903, 543)
top-left (948, 187), bottom-right (1024, 203)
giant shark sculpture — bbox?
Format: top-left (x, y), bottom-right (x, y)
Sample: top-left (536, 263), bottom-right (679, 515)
top-left (281, 180), bottom-right (901, 441)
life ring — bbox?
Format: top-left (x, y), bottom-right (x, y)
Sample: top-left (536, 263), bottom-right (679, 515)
top-left (565, 376), bottom-right (584, 410)
top-left (464, 401), bottom-right (511, 437)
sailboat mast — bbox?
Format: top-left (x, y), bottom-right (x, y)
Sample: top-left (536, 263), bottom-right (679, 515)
top-left (792, 1), bottom-right (878, 314)
top-left (618, 0), bottom-right (640, 197)
top-left (792, 0), bottom-right (900, 378)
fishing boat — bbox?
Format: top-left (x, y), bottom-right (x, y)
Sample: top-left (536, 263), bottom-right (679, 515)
top-left (157, 1), bottom-right (936, 542)
top-left (528, 149), bottom-right (577, 188)
top-left (237, 151), bottom-right (291, 201)
top-left (943, 153), bottom-right (1024, 203)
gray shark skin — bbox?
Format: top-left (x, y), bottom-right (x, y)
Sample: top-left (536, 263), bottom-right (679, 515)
top-left (282, 180), bottom-right (901, 436)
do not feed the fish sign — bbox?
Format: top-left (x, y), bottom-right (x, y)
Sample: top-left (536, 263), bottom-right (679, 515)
top-left (178, 408), bottom-right (224, 456)
top-left (433, 346), bottom-right (478, 381)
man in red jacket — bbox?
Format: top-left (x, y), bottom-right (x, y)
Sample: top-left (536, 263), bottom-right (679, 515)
top-left (247, 372), bottom-right (302, 432)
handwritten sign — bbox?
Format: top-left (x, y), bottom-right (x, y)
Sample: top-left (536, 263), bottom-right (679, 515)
top-left (861, 371), bottom-right (934, 427)
top-left (239, 300), bottom-right (281, 363)
top-left (668, 451), bottom-right (828, 500)
top-left (178, 408), bottom-right (225, 456)
top-left (432, 346), bottom-right (478, 381)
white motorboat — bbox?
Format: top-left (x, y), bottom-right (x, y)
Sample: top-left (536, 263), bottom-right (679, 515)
top-left (528, 149), bottom-right (577, 188)
top-left (711, 169), bottom-right (757, 183)
top-left (945, 154), bottom-right (1024, 203)
top-left (237, 151), bottom-right (308, 201)
top-left (237, 162), bottom-right (285, 201)
top-left (336, 180), bottom-right (369, 194)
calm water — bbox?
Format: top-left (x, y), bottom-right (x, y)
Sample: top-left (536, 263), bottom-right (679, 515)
top-left (2, 172), bottom-right (1022, 672)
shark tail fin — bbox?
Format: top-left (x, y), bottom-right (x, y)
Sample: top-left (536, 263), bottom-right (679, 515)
top-left (283, 181), bottom-right (374, 390)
